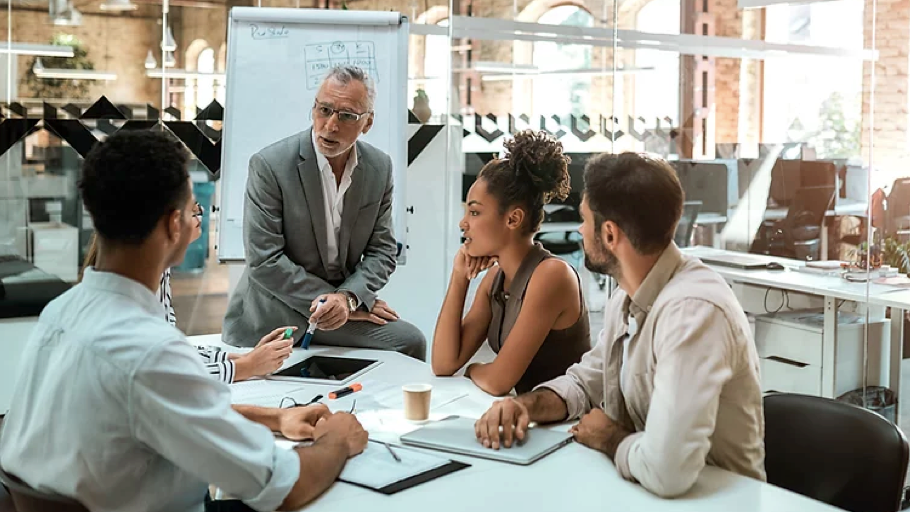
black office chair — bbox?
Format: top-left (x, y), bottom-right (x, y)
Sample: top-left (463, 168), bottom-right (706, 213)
top-left (674, 201), bottom-right (702, 248)
top-left (760, 185), bottom-right (835, 260)
top-left (764, 393), bottom-right (909, 512)
top-left (0, 464), bottom-right (89, 512)
top-left (886, 177), bottom-right (910, 239)
top-left (535, 204), bottom-right (583, 265)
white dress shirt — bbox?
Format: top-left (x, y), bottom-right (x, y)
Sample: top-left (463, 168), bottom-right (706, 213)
top-left (312, 130), bottom-right (358, 281)
top-left (0, 268), bottom-right (299, 512)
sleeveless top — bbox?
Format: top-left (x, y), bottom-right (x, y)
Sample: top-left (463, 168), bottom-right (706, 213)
top-left (487, 243), bottom-right (591, 394)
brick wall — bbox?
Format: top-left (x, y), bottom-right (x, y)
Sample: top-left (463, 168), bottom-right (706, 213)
top-left (861, 0), bottom-right (910, 181)
top-left (2, 10), bottom-right (162, 105)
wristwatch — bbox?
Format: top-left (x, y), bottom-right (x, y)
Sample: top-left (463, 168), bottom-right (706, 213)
top-left (338, 290), bottom-right (358, 313)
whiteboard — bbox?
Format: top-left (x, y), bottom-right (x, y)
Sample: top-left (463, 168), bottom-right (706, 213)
top-left (218, 7), bottom-right (409, 262)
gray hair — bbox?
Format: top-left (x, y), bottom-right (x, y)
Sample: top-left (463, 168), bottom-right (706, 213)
top-left (323, 65), bottom-right (376, 112)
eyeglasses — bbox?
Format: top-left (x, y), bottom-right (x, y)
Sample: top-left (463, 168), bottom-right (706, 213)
top-left (313, 100), bottom-right (371, 124)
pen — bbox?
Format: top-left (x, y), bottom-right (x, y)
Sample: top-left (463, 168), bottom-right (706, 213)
top-left (328, 383), bottom-right (362, 399)
top-left (382, 441), bottom-right (401, 462)
top-left (282, 328), bottom-right (294, 340)
top-left (301, 298), bottom-right (327, 349)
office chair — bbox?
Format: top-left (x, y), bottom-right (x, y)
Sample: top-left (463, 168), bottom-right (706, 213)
top-left (535, 203), bottom-right (583, 268)
top-left (674, 201), bottom-right (702, 248)
top-left (886, 177), bottom-right (910, 239)
top-left (0, 465), bottom-right (89, 512)
top-left (759, 185), bottom-right (835, 260)
top-left (764, 393), bottom-right (909, 512)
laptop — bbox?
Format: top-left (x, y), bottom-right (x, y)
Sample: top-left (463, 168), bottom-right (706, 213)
top-left (399, 416), bottom-right (573, 465)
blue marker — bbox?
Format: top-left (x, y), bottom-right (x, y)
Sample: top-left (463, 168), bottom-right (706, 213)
top-left (301, 298), bottom-right (327, 349)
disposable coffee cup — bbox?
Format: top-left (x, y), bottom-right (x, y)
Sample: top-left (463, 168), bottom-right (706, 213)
top-left (402, 383), bottom-right (433, 421)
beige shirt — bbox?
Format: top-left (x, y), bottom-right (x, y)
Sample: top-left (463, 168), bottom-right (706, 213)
top-left (537, 243), bottom-right (765, 497)
top-left (313, 130), bottom-right (358, 281)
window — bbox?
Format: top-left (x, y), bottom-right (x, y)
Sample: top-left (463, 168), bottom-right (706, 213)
top-left (527, 6), bottom-right (594, 118)
top-left (762, 0), bottom-right (863, 160)
top-left (634, 0), bottom-right (680, 128)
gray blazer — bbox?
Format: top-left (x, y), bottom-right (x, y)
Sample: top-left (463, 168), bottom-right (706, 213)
top-left (223, 128), bottom-right (397, 346)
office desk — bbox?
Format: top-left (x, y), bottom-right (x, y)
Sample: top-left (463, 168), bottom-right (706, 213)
top-left (192, 334), bottom-right (841, 512)
top-left (682, 247), bottom-right (900, 410)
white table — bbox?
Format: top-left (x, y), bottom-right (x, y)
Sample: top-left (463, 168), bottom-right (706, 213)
top-left (682, 247), bottom-right (903, 414)
top-left (191, 334), bottom-right (842, 512)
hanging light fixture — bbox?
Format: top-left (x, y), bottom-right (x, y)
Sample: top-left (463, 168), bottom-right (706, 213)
top-left (161, 25), bottom-right (177, 52)
top-left (33, 57), bottom-right (117, 81)
top-left (164, 51), bottom-right (176, 68)
top-left (100, 0), bottom-right (137, 11)
top-left (144, 49), bottom-right (157, 69)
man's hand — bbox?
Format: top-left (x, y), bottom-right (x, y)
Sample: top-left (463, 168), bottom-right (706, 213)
top-left (279, 404), bottom-right (332, 441)
top-left (569, 409), bottom-right (632, 459)
top-left (474, 397), bottom-right (530, 450)
top-left (349, 299), bottom-right (399, 325)
top-left (234, 338), bottom-right (293, 381)
top-left (310, 293), bottom-right (350, 331)
top-left (314, 412), bottom-right (368, 458)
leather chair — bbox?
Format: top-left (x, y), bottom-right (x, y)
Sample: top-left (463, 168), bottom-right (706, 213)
top-left (764, 393), bottom-right (909, 512)
top-left (0, 465), bottom-right (89, 512)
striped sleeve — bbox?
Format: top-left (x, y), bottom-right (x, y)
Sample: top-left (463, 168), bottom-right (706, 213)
top-left (204, 360), bottom-right (236, 384)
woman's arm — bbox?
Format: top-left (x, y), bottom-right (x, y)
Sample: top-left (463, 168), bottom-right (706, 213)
top-left (467, 259), bottom-right (582, 396)
top-left (431, 266), bottom-right (497, 376)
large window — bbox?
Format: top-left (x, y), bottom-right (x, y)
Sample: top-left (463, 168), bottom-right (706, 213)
top-left (634, 0), bottom-right (680, 127)
top-left (527, 5), bottom-right (594, 118)
top-left (763, 0), bottom-right (863, 160)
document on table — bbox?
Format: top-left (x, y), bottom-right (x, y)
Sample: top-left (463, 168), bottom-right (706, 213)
top-left (230, 379), bottom-right (309, 407)
top-left (339, 440), bottom-right (450, 489)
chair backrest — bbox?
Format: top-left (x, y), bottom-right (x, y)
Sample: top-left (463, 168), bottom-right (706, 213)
top-left (0, 465), bottom-right (89, 512)
top-left (674, 200), bottom-right (702, 248)
top-left (764, 393), bottom-right (909, 512)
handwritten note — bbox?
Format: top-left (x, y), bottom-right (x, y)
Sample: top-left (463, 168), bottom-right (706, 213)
top-left (304, 40), bottom-right (379, 89)
top-left (249, 23), bottom-right (290, 40)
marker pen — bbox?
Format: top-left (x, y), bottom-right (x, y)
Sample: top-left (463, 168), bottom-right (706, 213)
top-left (301, 298), bottom-right (327, 349)
top-left (328, 383), bottom-right (362, 400)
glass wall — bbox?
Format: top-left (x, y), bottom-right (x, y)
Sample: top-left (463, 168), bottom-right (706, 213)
top-left (0, 0), bottom-right (904, 440)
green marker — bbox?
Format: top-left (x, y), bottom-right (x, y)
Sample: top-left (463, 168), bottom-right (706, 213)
top-left (283, 328), bottom-right (294, 340)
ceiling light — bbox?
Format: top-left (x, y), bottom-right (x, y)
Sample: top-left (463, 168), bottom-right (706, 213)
top-left (161, 25), bottom-right (177, 52)
top-left (33, 58), bottom-right (117, 81)
top-left (144, 49), bottom-right (157, 69)
top-left (100, 0), bottom-right (138, 11)
top-left (0, 43), bottom-right (74, 57)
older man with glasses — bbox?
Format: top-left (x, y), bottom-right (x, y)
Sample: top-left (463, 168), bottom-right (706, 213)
top-left (223, 64), bottom-right (426, 360)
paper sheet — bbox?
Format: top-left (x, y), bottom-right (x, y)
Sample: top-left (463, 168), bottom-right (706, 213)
top-left (275, 438), bottom-right (450, 489)
top-left (230, 379), bottom-right (310, 407)
top-left (339, 441), bottom-right (450, 489)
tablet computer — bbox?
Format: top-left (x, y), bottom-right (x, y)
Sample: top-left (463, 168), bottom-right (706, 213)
top-left (269, 355), bottom-right (381, 385)
top-left (399, 416), bottom-right (573, 465)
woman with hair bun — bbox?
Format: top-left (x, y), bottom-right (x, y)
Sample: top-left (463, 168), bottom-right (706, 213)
top-left (431, 130), bottom-right (590, 396)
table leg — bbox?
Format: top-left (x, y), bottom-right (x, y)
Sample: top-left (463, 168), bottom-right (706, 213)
top-left (821, 296), bottom-right (838, 398)
top-left (820, 218), bottom-right (829, 261)
top-left (891, 307), bottom-right (904, 424)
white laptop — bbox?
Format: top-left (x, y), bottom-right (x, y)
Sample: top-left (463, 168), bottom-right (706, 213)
top-left (399, 416), bottom-right (573, 465)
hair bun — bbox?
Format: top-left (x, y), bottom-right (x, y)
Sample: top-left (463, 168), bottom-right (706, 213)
top-left (503, 130), bottom-right (571, 204)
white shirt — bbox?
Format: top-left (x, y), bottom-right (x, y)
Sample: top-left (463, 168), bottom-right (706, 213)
top-left (0, 268), bottom-right (299, 512)
top-left (312, 130), bottom-right (358, 280)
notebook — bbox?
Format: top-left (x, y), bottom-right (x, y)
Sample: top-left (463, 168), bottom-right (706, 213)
top-left (399, 416), bottom-right (573, 465)
top-left (276, 438), bottom-right (469, 494)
